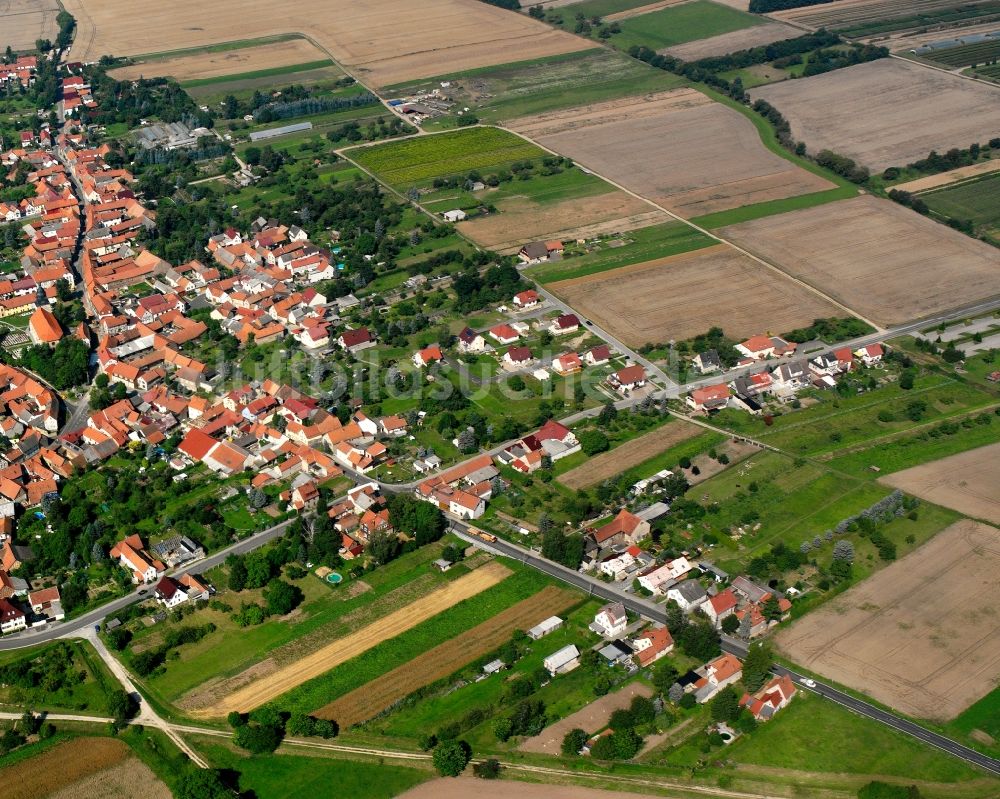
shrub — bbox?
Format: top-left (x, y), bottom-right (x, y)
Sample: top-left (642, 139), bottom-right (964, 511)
top-left (562, 728), bottom-right (588, 756)
top-left (433, 740), bottom-right (471, 777)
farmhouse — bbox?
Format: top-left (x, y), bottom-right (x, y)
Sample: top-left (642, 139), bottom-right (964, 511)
top-left (527, 615), bottom-right (563, 640)
top-left (544, 643), bottom-right (580, 676)
top-left (28, 587), bottom-right (63, 622)
top-left (519, 240), bottom-right (563, 264)
top-left (591, 601), bottom-right (628, 638)
top-left (154, 573), bottom-right (210, 608)
top-left (741, 674), bottom-right (797, 721)
top-left (591, 508), bottom-right (649, 548)
top-left (637, 556), bottom-right (693, 595)
top-left (608, 365), bottom-right (647, 395)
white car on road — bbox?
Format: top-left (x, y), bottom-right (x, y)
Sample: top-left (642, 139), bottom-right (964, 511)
top-left (799, 678), bottom-right (817, 688)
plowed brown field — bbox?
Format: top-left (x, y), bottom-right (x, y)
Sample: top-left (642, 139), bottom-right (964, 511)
top-left (548, 244), bottom-right (843, 345)
top-left (314, 585), bottom-right (579, 726)
top-left (62, 0), bottom-right (589, 87)
top-left (196, 561), bottom-right (511, 716)
top-left (0, 738), bottom-right (145, 799)
top-left (509, 88), bottom-right (833, 218)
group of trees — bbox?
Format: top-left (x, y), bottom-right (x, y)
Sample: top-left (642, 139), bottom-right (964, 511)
top-left (18, 338), bottom-right (89, 389)
top-left (225, 549), bottom-right (304, 625)
top-left (130, 622), bottom-right (217, 676)
top-left (664, 600), bottom-right (722, 661)
top-left (84, 67), bottom-right (212, 129)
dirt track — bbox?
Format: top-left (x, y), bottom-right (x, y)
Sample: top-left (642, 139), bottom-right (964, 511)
top-left (559, 420), bottom-right (701, 489)
top-left (315, 585), bottom-right (578, 726)
top-left (109, 38), bottom-right (331, 82)
top-left (879, 442), bottom-right (1000, 524)
top-left (510, 88), bottom-right (833, 218)
top-left (721, 195), bottom-right (1000, 326)
top-left (776, 519), bottom-right (1000, 720)
top-left (548, 244), bottom-right (842, 346)
top-left (62, 0), bottom-right (589, 87)
top-left (196, 561), bottom-right (511, 716)
top-left (750, 59), bottom-right (1000, 171)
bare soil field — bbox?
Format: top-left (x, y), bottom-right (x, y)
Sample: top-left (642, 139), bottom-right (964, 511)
top-left (197, 561), bottom-right (511, 716)
top-left (62, 0), bottom-right (590, 87)
top-left (548, 244), bottom-right (843, 346)
top-left (559, 420), bottom-right (702, 489)
top-left (314, 585), bottom-right (579, 726)
top-left (776, 519), bottom-right (1000, 720)
top-left (720, 195), bottom-right (1000, 325)
top-left (0, 737), bottom-right (134, 799)
top-left (879, 442), bottom-right (1000, 524)
top-left (48, 757), bottom-right (171, 799)
top-left (893, 158), bottom-right (1000, 193)
top-left (0, 0), bottom-right (59, 52)
top-left (400, 778), bottom-right (667, 799)
top-left (458, 193), bottom-right (664, 253)
top-left (686, 439), bottom-right (760, 486)
top-left (664, 20), bottom-right (801, 60)
top-left (749, 59), bottom-right (1000, 171)
top-left (509, 88), bottom-right (834, 218)
top-left (109, 38), bottom-right (331, 82)
top-left (520, 682), bottom-right (654, 754)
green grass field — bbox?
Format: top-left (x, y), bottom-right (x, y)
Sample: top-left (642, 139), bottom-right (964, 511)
top-left (0, 640), bottom-right (117, 716)
top-left (180, 59), bottom-right (336, 89)
top-left (390, 50), bottom-right (685, 126)
top-left (921, 171), bottom-right (1000, 235)
top-left (526, 222), bottom-right (717, 283)
top-left (946, 686), bottom-right (1000, 758)
top-left (607, 0), bottom-right (765, 51)
top-left (198, 741), bottom-right (430, 798)
top-left (690, 184), bottom-right (858, 228)
top-left (271, 565), bottom-right (556, 714)
top-left (349, 127), bottom-right (544, 188)
top-left (727, 691), bottom-right (985, 782)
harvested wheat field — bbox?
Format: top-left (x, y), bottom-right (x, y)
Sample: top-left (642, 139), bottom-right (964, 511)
top-left (559, 420), bottom-right (701, 489)
top-left (315, 585), bottom-right (578, 726)
top-left (197, 560), bottom-right (511, 716)
top-left (0, 0), bottom-right (59, 51)
top-left (509, 88), bottom-right (833, 218)
top-left (879, 443), bottom-right (1000, 524)
top-left (401, 778), bottom-right (667, 799)
top-left (521, 682), bottom-right (654, 754)
top-left (777, 519), bottom-right (1000, 720)
top-left (664, 20), bottom-right (801, 60)
top-left (750, 59), bottom-right (1000, 171)
top-left (892, 159), bottom-right (1000, 194)
top-left (548, 244), bottom-right (843, 346)
top-left (0, 737), bottom-right (168, 799)
top-left (458, 193), bottom-right (665, 253)
top-left (109, 37), bottom-right (332, 82)
top-left (720, 195), bottom-right (1000, 325)
top-left (63, 0), bottom-right (589, 87)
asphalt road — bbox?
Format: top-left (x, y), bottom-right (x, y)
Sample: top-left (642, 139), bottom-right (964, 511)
top-left (452, 522), bottom-right (1000, 778)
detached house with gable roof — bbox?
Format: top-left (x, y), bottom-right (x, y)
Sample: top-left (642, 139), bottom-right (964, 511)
top-left (590, 508), bottom-right (649, 548)
top-left (110, 534), bottom-right (164, 584)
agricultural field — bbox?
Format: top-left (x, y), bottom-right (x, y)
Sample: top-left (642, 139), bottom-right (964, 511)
top-left (891, 158), bottom-right (1000, 194)
top-left (62, 0), bottom-right (590, 87)
top-left (0, 737), bottom-right (169, 799)
top-left (524, 222), bottom-right (717, 283)
top-left (196, 560), bottom-right (512, 716)
top-left (558, 419), bottom-right (702, 489)
top-left (389, 49), bottom-right (686, 126)
top-left (777, 519), bottom-right (1000, 720)
top-left (664, 20), bottom-right (801, 61)
top-left (769, 0), bottom-right (1000, 38)
top-left (400, 780), bottom-right (673, 799)
top-left (314, 585), bottom-right (579, 726)
top-left (108, 37), bottom-right (333, 82)
top-left (603, 0), bottom-right (766, 52)
top-left (0, 0), bottom-right (59, 52)
top-left (879, 442), bottom-right (1000, 523)
top-left (749, 59), bottom-right (1000, 171)
top-left (547, 244), bottom-right (845, 346)
top-left (921, 171), bottom-right (1000, 237)
top-left (919, 36), bottom-right (1000, 67)
top-left (720, 195), bottom-right (1000, 325)
top-left (509, 88), bottom-right (835, 218)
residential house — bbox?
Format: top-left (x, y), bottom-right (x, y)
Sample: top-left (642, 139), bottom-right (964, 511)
top-left (109, 534), bottom-right (164, 583)
top-left (704, 588), bottom-right (738, 628)
top-left (631, 626), bottom-right (674, 667)
top-left (692, 349), bottom-right (723, 374)
top-left (552, 352), bottom-right (582, 375)
top-left (736, 335), bottom-right (796, 361)
top-left (28, 586), bottom-right (63, 621)
top-left (665, 579), bottom-right (707, 612)
top-left (457, 327), bottom-right (488, 353)
top-left (584, 345), bottom-right (611, 366)
top-left (687, 383), bottom-right (730, 412)
top-left (512, 289), bottom-right (539, 309)
top-left (693, 653), bottom-right (743, 703)
top-left (0, 597), bottom-right (25, 634)
top-left (550, 313), bottom-right (579, 335)
top-left (637, 556), bottom-right (693, 595)
top-left (337, 328), bottom-right (375, 353)
top-left (413, 344), bottom-right (443, 368)
top-left (855, 343), bottom-right (885, 365)
top-left (502, 346), bottom-right (534, 369)
top-left (609, 364), bottom-right (647, 394)
top-left (591, 508), bottom-right (649, 548)
top-left (741, 674), bottom-right (797, 721)
top-left (489, 324), bottom-right (520, 345)
top-left (591, 602), bottom-right (628, 638)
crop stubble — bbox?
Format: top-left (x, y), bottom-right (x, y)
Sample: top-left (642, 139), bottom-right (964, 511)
top-left (197, 561), bottom-right (511, 716)
top-left (559, 420), bottom-right (702, 489)
top-left (313, 585), bottom-right (579, 726)
top-left (61, 0), bottom-right (589, 87)
top-left (879, 442), bottom-right (1000, 524)
top-left (0, 0), bottom-right (59, 51)
top-left (750, 59), bottom-right (1000, 171)
top-left (776, 519), bottom-right (1000, 720)
top-left (548, 244), bottom-right (843, 346)
top-left (720, 195), bottom-right (1000, 325)
top-left (664, 20), bottom-right (801, 61)
top-left (509, 88), bottom-right (833, 218)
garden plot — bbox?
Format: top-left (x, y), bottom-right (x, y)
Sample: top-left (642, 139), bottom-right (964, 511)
top-left (548, 244), bottom-right (843, 346)
top-left (879, 442), bottom-right (1000, 524)
top-left (0, 0), bottom-right (59, 52)
top-left (510, 88), bottom-right (834, 218)
top-left (720, 195), bottom-right (1000, 325)
top-left (62, 0), bottom-right (589, 87)
top-left (776, 519), bottom-right (1000, 720)
top-left (749, 59), bottom-right (1000, 171)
